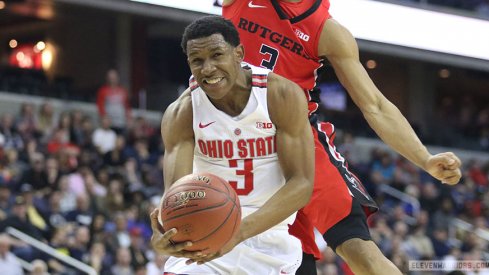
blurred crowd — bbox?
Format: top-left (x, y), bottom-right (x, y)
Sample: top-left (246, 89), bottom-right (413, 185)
top-left (0, 99), bottom-right (488, 275)
top-left (0, 101), bottom-right (166, 274)
top-left (321, 93), bottom-right (489, 153)
top-left (433, 95), bottom-right (489, 151)
top-left (315, 133), bottom-right (489, 275)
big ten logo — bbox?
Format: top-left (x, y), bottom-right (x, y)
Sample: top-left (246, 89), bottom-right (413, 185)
top-left (294, 29), bottom-right (310, 42)
top-left (256, 122), bottom-right (273, 129)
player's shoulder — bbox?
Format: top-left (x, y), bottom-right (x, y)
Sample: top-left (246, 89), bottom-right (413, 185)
top-left (161, 88), bottom-right (193, 131)
top-left (266, 72), bottom-right (308, 128)
top-left (267, 72), bottom-right (303, 99)
top-left (266, 73), bottom-right (306, 109)
top-left (318, 18), bottom-right (357, 57)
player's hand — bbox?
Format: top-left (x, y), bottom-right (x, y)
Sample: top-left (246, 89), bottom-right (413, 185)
top-left (424, 152), bottom-right (462, 185)
top-left (185, 231), bottom-right (243, 265)
top-left (149, 208), bottom-right (204, 259)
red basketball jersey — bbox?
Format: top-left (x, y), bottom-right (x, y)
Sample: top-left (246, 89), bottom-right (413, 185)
top-left (223, 0), bottom-right (331, 114)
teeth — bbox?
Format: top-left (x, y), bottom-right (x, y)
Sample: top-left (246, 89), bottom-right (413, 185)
top-left (205, 77), bottom-right (223, 84)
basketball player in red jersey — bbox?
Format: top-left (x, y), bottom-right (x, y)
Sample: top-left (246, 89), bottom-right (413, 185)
top-left (223, 1), bottom-right (462, 274)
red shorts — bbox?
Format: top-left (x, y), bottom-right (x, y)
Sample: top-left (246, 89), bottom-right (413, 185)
top-left (288, 121), bottom-right (378, 259)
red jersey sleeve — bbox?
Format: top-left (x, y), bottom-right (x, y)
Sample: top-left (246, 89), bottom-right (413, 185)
top-left (96, 86), bottom-right (107, 116)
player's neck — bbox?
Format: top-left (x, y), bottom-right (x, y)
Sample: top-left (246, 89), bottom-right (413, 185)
top-left (211, 70), bottom-right (252, 117)
top-left (280, 0), bottom-right (302, 3)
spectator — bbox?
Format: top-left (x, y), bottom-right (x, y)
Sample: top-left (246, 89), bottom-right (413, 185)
top-left (57, 175), bottom-right (77, 213)
top-left (407, 225), bottom-right (435, 259)
top-left (64, 194), bottom-right (94, 226)
top-left (69, 109), bottom-right (85, 145)
top-left (29, 259), bottom-right (47, 275)
top-left (92, 116), bottom-right (117, 155)
top-left (53, 111), bottom-right (74, 145)
top-left (123, 158), bottom-right (144, 192)
top-left (104, 135), bottom-right (128, 168)
top-left (0, 196), bottom-right (43, 240)
top-left (419, 181), bottom-right (440, 214)
top-left (127, 116), bottom-right (156, 144)
top-left (15, 103), bottom-right (39, 141)
top-left (77, 116), bottom-right (95, 149)
top-left (0, 113), bottom-right (24, 151)
top-left (96, 69), bottom-right (131, 133)
top-left (85, 242), bottom-right (112, 274)
top-left (112, 212), bottom-right (131, 249)
top-left (37, 102), bottom-right (57, 142)
top-left (44, 157), bottom-right (60, 191)
top-left (44, 191), bottom-right (67, 230)
top-left (128, 227), bottom-right (148, 269)
top-left (20, 154), bottom-right (48, 193)
top-left (104, 177), bottom-right (125, 213)
top-left (432, 197), bottom-right (455, 232)
top-left (79, 166), bottom-right (106, 200)
top-left (129, 138), bottom-right (158, 171)
top-left (111, 247), bottom-right (134, 275)
top-left (0, 234), bottom-right (23, 275)
top-left (88, 213), bottom-right (108, 247)
top-left (0, 196), bottom-right (43, 261)
top-left (0, 181), bottom-right (13, 220)
top-left (67, 226), bottom-right (90, 261)
top-left (3, 149), bottom-right (27, 186)
top-left (430, 228), bottom-right (451, 258)
top-left (46, 128), bottom-right (78, 156)
top-left (18, 184), bottom-right (49, 237)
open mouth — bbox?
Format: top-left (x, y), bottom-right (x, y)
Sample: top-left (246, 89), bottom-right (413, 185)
top-left (204, 77), bottom-right (224, 84)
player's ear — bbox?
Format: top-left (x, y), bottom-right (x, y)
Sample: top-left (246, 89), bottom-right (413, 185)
top-left (235, 44), bottom-right (245, 62)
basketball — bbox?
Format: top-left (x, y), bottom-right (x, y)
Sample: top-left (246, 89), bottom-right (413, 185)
top-left (159, 172), bottom-right (241, 254)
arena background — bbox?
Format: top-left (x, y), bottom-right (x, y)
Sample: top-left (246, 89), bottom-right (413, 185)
top-left (0, 0), bottom-right (488, 274)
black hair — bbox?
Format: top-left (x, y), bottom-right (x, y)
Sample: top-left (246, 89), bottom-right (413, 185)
top-left (181, 15), bottom-right (240, 54)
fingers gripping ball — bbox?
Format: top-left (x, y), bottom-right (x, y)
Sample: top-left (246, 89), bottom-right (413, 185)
top-left (159, 173), bottom-right (241, 254)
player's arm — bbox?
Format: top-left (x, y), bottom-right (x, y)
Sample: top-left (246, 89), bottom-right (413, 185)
top-left (161, 89), bottom-right (194, 190)
top-left (318, 18), bottom-right (461, 184)
top-left (240, 73), bottom-right (315, 240)
top-left (150, 89), bottom-right (201, 258)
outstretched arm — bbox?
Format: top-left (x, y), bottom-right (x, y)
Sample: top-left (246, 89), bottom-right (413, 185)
top-left (319, 18), bottom-right (461, 184)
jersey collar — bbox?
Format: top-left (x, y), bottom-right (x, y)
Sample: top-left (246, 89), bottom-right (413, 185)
top-left (271, 0), bottom-right (322, 24)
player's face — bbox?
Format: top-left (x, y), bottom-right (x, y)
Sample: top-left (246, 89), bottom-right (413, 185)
top-left (186, 33), bottom-right (243, 100)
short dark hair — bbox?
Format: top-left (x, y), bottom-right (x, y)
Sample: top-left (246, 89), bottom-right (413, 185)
top-left (181, 15), bottom-right (240, 54)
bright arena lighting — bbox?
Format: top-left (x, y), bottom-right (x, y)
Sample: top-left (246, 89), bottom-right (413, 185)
top-left (9, 39), bottom-right (18, 48)
top-left (129, 0), bottom-right (489, 61)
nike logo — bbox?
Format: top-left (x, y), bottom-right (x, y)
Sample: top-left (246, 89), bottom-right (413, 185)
top-left (248, 1), bottom-right (266, 8)
top-left (199, 121), bottom-right (216, 128)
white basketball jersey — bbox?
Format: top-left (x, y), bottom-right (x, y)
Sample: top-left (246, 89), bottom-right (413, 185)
top-left (190, 64), bottom-right (296, 226)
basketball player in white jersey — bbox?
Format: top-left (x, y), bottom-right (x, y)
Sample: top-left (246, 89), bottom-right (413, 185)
top-left (150, 16), bottom-right (315, 274)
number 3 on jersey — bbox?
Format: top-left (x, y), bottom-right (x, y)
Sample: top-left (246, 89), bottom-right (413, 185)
top-left (259, 44), bottom-right (279, 71)
top-left (228, 159), bottom-right (253, 195)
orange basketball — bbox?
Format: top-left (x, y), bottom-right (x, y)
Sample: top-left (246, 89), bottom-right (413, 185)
top-left (159, 172), bottom-right (241, 254)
